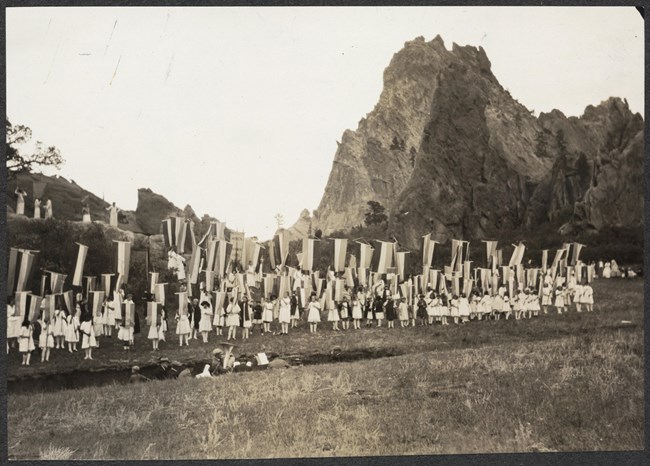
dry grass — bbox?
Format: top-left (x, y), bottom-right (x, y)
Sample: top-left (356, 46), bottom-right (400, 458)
top-left (8, 326), bottom-right (643, 459)
top-left (7, 279), bottom-right (644, 460)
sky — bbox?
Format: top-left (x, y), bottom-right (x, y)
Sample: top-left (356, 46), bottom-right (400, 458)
top-left (7, 6), bottom-right (644, 240)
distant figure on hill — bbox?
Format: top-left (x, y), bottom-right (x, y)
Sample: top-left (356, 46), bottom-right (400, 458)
top-left (14, 188), bottom-right (27, 215)
top-left (106, 202), bottom-right (119, 227)
top-left (44, 198), bottom-right (53, 219)
top-left (82, 204), bottom-right (91, 223)
top-left (33, 198), bottom-right (41, 219)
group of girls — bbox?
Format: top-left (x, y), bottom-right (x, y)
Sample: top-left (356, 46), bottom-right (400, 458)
top-left (8, 273), bottom-right (596, 366)
top-left (7, 293), bottom-right (99, 366)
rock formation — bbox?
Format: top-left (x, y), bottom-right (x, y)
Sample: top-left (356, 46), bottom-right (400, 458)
top-left (312, 36), bottom-right (643, 247)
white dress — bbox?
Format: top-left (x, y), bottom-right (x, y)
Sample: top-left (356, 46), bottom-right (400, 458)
top-left (307, 301), bottom-right (321, 323)
top-left (80, 321), bottom-right (97, 348)
top-left (351, 300), bottom-right (363, 319)
top-left (263, 302), bottom-right (274, 322)
top-left (108, 206), bottom-right (119, 227)
top-left (327, 305), bottom-right (339, 322)
top-left (458, 297), bottom-right (471, 317)
top-left (176, 314), bottom-right (191, 335)
top-left (65, 315), bottom-right (80, 342)
top-left (44, 200), bottom-right (53, 219)
top-left (18, 325), bottom-right (35, 352)
top-left (278, 298), bottom-right (291, 324)
top-left (580, 286), bottom-right (594, 304)
top-left (15, 191), bottom-right (25, 215)
top-left (7, 304), bottom-right (21, 339)
top-left (602, 263), bottom-right (611, 279)
top-left (554, 291), bottom-right (565, 308)
top-left (33, 200), bottom-right (41, 219)
top-left (199, 304), bottom-right (213, 332)
top-left (226, 303), bottom-right (241, 327)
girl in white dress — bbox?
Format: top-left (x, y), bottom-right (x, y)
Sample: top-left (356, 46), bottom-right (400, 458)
top-left (51, 307), bottom-right (66, 349)
top-left (33, 198), bottom-right (41, 219)
top-left (80, 313), bottom-right (97, 360)
top-left (278, 292), bottom-right (291, 335)
top-left (118, 297), bottom-right (135, 350)
top-left (351, 296), bottom-right (363, 329)
top-left (573, 282), bottom-right (584, 313)
top-left (14, 188), bottom-right (26, 215)
top-left (492, 293), bottom-right (503, 321)
top-left (554, 286), bottom-right (566, 314)
top-left (175, 302), bottom-right (191, 347)
top-left (158, 306), bottom-right (167, 342)
top-left (262, 297), bottom-right (275, 334)
top-left (480, 292), bottom-right (492, 321)
top-left (102, 296), bottom-right (114, 337)
top-left (398, 298), bottom-right (409, 327)
top-left (82, 204), bottom-right (91, 223)
top-left (458, 294), bottom-right (471, 324)
top-left (199, 300), bottom-right (213, 343)
top-left (65, 305), bottom-right (80, 352)
top-left (502, 294), bottom-right (512, 320)
top-left (44, 198), bottom-right (53, 219)
top-left (541, 283), bottom-right (552, 314)
top-left (106, 202), bottom-right (119, 227)
top-left (7, 297), bottom-right (20, 349)
top-left (226, 297), bottom-right (241, 341)
top-left (339, 298), bottom-right (350, 330)
top-left (449, 295), bottom-right (460, 325)
top-left (580, 281), bottom-right (594, 312)
top-left (38, 314), bottom-right (54, 362)
top-left (426, 291), bottom-right (436, 325)
top-left (602, 262), bottom-right (611, 279)
top-left (307, 295), bottom-right (321, 333)
top-left (18, 320), bottom-right (35, 365)
top-left (147, 304), bottom-right (161, 351)
top-left (327, 294), bottom-right (340, 331)
top-left (240, 295), bottom-right (252, 339)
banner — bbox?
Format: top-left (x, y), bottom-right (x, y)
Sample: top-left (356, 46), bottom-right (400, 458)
top-left (395, 251), bottom-right (409, 279)
top-left (376, 241), bottom-right (394, 274)
top-left (483, 241), bottom-right (498, 268)
top-left (147, 301), bottom-right (158, 326)
top-left (83, 276), bottom-right (96, 298)
top-left (216, 240), bottom-right (233, 277)
top-left (422, 234), bottom-right (437, 267)
top-left (71, 243), bottom-right (89, 286)
top-left (541, 250), bottom-right (549, 272)
top-left (113, 240), bottom-right (131, 283)
top-left (188, 247), bottom-right (201, 284)
top-left (571, 243), bottom-right (584, 266)
top-left (173, 290), bottom-right (186, 317)
top-left (357, 241), bottom-right (374, 269)
top-left (332, 238), bottom-right (348, 273)
top-left (10, 250), bottom-right (38, 295)
top-left (155, 283), bottom-right (167, 305)
top-left (89, 290), bottom-right (104, 320)
top-left (512, 243), bottom-right (526, 268)
top-left (301, 238), bottom-right (317, 272)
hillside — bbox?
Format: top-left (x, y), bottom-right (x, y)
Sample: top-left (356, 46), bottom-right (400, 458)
top-left (312, 36), bottom-right (644, 247)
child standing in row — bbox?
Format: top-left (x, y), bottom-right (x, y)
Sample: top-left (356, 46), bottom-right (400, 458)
top-left (80, 313), bottom-right (97, 360)
top-left (19, 320), bottom-right (35, 365)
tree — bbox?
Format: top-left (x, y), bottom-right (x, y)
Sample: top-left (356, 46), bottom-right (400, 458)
top-left (555, 129), bottom-right (568, 159)
top-left (534, 131), bottom-right (548, 159)
top-left (364, 201), bottom-right (388, 226)
top-left (6, 119), bottom-right (64, 178)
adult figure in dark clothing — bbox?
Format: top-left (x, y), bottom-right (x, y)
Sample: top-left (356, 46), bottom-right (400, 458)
top-left (189, 298), bottom-right (201, 340)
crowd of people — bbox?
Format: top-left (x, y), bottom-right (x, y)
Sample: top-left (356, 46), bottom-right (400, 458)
top-left (8, 265), bottom-right (600, 366)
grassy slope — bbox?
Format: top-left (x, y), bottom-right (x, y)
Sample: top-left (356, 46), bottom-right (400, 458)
top-left (7, 279), bottom-right (643, 379)
top-left (7, 279), bottom-right (644, 459)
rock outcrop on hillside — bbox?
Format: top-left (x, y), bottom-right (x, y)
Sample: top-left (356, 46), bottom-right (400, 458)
top-left (312, 36), bottom-right (643, 247)
top-left (280, 209), bottom-right (314, 242)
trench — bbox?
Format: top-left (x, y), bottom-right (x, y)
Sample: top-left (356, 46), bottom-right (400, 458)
top-left (7, 348), bottom-right (399, 395)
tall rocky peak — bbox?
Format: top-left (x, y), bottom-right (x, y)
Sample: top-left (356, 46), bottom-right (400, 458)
top-left (313, 36), bottom-right (643, 247)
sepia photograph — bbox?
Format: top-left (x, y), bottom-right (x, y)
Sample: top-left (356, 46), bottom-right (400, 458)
top-left (4, 4), bottom-right (645, 461)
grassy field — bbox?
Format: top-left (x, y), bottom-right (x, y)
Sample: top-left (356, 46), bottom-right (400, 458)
top-left (7, 279), bottom-right (644, 459)
top-left (7, 278), bottom-right (644, 380)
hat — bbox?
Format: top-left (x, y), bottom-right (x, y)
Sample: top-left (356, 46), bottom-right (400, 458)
top-left (212, 348), bottom-right (223, 356)
top-left (132, 366), bottom-right (140, 373)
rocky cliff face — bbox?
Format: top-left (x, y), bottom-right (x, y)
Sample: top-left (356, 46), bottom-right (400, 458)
top-left (313, 36), bottom-right (643, 247)
top-left (281, 208), bottom-right (314, 242)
